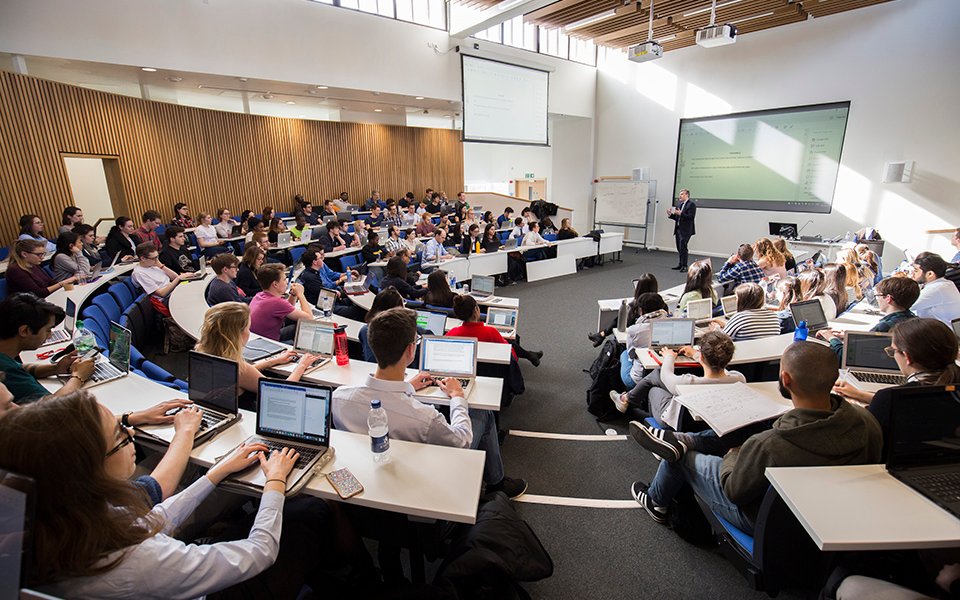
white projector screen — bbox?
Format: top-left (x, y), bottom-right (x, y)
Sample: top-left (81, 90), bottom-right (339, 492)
top-left (673, 102), bottom-right (851, 214)
top-left (461, 55), bottom-right (549, 146)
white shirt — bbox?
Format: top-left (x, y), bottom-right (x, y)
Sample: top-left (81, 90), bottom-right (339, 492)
top-left (42, 477), bottom-right (283, 600)
top-left (522, 231), bottom-right (547, 247)
top-left (194, 224), bottom-right (219, 245)
top-left (508, 225), bottom-right (528, 240)
top-left (215, 219), bottom-right (238, 238)
top-left (657, 353), bottom-right (746, 430)
top-left (913, 278), bottom-right (960, 324)
top-left (133, 265), bottom-right (172, 295)
top-left (332, 374), bottom-right (472, 448)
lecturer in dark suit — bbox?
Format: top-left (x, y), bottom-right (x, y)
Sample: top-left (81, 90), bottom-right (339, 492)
top-left (668, 188), bottom-right (696, 270)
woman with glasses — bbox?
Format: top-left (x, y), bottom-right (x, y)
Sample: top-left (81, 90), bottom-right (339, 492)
top-left (0, 391), bottom-right (339, 599)
top-left (833, 318), bottom-right (960, 459)
top-left (6, 239), bottom-right (76, 298)
top-left (17, 214), bottom-right (56, 253)
top-left (171, 202), bottom-right (195, 228)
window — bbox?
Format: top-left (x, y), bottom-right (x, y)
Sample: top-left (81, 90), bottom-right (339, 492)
top-left (474, 24), bottom-right (502, 43)
top-left (311, 0), bottom-right (444, 30)
top-left (569, 37), bottom-right (596, 66)
top-left (538, 27), bottom-right (568, 60)
top-left (502, 15), bottom-right (537, 52)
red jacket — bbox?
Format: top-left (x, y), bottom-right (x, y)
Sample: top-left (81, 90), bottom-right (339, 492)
top-left (446, 321), bottom-right (516, 360)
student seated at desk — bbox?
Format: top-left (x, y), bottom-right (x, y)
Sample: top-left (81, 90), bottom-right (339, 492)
top-left (358, 288), bottom-right (406, 362)
top-left (237, 245), bottom-right (265, 296)
top-left (384, 204), bottom-right (402, 229)
top-left (381, 257), bottom-right (427, 300)
top-left (17, 214), bottom-right (56, 254)
top-left (132, 242), bottom-right (182, 316)
top-left (837, 248), bottom-right (872, 302)
top-left (266, 217), bottom-right (288, 244)
top-left (773, 276), bottom-right (801, 333)
top-left (206, 253), bottom-right (250, 305)
top-left (415, 213), bottom-right (436, 237)
top-left (718, 283), bottom-right (781, 341)
top-left (833, 318), bottom-right (960, 460)
top-left (855, 243), bottom-right (882, 285)
top-left (613, 330), bottom-right (744, 426)
top-left (460, 223), bottom-right (482, 255)
top-left (677, 260), bottom-right (718, 315)
top-left (557, 218), bottom-right (578, 241)
top-left (136, 210), bottom-right (164, 251)
top-left (198, 302), bottom-right (320, 394)
top-left (448, 294), bottom-right (542, 367)
top-left (0, 293), bottom-right (96, 404)
top-left (521, 222), bottom-right (555, 259)
top-left (73, 224), bottom-right (104, 272)
top-left (299, 201), bottom-right (320, 226)
top-left (59, 206), bottom-right (84, 234)
top-left (908, 252), bottom-right (960, 325)
top-left (214, 207), bottom-right (239, 238)
top-left (289, 213), bottom-right (309, 241)
top-left (754, 237), bottom-right (788, 279)
top-left (717, 243), bottom-right (764, 286)
top-left (315, 219), bottom-right (348, 252)
top-left (497, 207), bottom-right (514, 228)
top-left (159, 226), bottom-right (199, 275)
top-left (104, 216), bottom-right (140, 264)
top-left (250, 263), bottom-right (313, 343)
top-left (798, 268), bottom-right (838, 320)
top-left (508, 217), bottom-right (528, 241)
top-left (0, 391), bottom-right (339, 599)
top-left (51, 231), bottom-right (92, 283)
top-left (423, 228), bottom-right (454, 263)
top-left (365, 205), bottom-right (385, 230)
top-left (383, 225), bottom-right (406, 256)
top-left (360, 231), bottom-right (385, 264)
top-left (631, 342), bottom-right (882, 534)
top-left (171, 201), bottom-right (195, 228)
top-left (333, 306), bottom-right (527, 498)
top-left (194, 212), bottom-right (231, 258)
top-left (588, 273), bottom-right (660, 347)
top-left (772, 238), bottom-right (796, 272)
top-left (817, 277), bottom-right (919, 358)
top-left (243, 216), bottom-right (265, 244)
top-left (6, 240), bottom-right (74, 299)
top-left (823, 263), bottom-right (852, 314)
top-left (423, 270), bottom-right (456, 308)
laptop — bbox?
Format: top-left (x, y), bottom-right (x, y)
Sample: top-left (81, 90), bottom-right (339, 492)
top-left (502, 237), bottom-right (519, 250)
top-left (344, 275), bottom-right (370, 295)
top-left (685, 297), bottom-right (713, 323)
top-left (277, 232), bottom-right (293, 248)
top-left (290, 320), bottom-right (334, 372)
top-left (243, 337), bottom-right (287, 362)
top-left (720, 295), bottom-right (738, 317)
top-left (183, 351), bottom-right (242, 445)
top-left (485, 307), bottom-right (518, 338)
top-left (71, 321), bottom-right (131, 388)
top-left (841, 331), bottom-right (907, 386)
top-left (416, 309), bottom-right (447, 336)
top-left (99, 250), bottom-right (123, 275)
top-left (789, 299), bottom-right (829, 333)
top-left (468, 274), bottom-right (496, 300)
top-left (224, 378), bottom-right (334, 496)
top-left (885, 385), bottom-right (960, 519)
top-left (312, 288), bottom-right (340, 319)
top-left (0, 467), bottom-right (35, 597)
top-left (180, 256), bottom-right (206, 281)
top-left (648, 319), bottom-right (696, 351)
top-left (231, 224), bottom-right (243, 237)
top-left (414, 336), bottom-right (478, 400)
top-left (42, 298), bottom-right (77, 346)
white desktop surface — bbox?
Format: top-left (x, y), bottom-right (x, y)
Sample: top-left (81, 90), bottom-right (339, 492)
top-left (766, 464), bottom-right (960, 551)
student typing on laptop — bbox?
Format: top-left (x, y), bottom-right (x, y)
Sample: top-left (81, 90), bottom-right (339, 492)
top-left (833, 318), bottom-right (960, 459)
top-left (249, 263), bottom-right (314, 343)
top-left (446, 295), bottom-right (543, 367)
top-left (332, 306), bottom-right (527, 498)
top-left (817, 277), bottom-right (919, 360)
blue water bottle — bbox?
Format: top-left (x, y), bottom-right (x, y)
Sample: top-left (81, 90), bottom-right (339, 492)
top-left (794, 320), bottom-right (808, 342)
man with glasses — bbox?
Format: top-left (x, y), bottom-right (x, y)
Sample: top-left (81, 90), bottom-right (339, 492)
top-left (206, 253), bottom-right (250, 305)
top-left (910, 252), bottom-right (960, 325)
top-left (132, 242), bottom-right (181, 315)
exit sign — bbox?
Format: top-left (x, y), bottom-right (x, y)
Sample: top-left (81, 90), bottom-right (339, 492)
top-left (524, 173), bottom-right (535, 179)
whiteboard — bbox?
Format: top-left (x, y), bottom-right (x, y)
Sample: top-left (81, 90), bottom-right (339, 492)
top-left (594, 181), bottom-right (649, 226)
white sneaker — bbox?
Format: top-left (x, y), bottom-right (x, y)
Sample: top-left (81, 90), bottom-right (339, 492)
top-left (608, 390), bottom-right (628, 413)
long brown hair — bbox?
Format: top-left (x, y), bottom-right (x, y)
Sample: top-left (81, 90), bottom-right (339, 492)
top-left (776, 276), bottom-right (802, 311)
top-left (683, 259), bottom-right (713, 301)
top-left (424, 270), bottom-right (456, 308)
top-left (892, 318), bottom-right (960, 385)
top-left (822, 264), bottom-right (849, 313)
top-left (754, 237), bottom-right (785, 267)
top-left (797, 269), bottom-right (826, 300)
top-left (197, 302), bottom-right (249, 362)
top-left (0, 392), bottom-right (160, 583)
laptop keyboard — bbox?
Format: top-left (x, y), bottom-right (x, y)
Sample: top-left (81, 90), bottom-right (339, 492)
top-left (91, 361), bottom-right (122, 382)
top-left (252, 437), bottom-right (320, 470)
top-left (911, 471), bottom-right (960, 502)
top-left (45, 330), bottom-right (71, 344)
top-left (852, 371), bottom-right (906, 385)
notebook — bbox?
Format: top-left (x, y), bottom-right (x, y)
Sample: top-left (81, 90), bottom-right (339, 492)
top-left (885, 385), bottom-right (960, 519)
top-left (685, 297), bottom-right (713, 324)
top-left (720, 295), bottom-right (738, 317)
top-left (789, 299), bottom-right (829, 333)
top-left (485, 307), bottom-right (518, 338)
top-left (468, 274), bottom-right (496, 300)
top-left (841, 331), bottom-right (906, 386)
top-left (648, 319), bottom-right (696, 350)
top-left (414, 336), bottom-right (478, 401)
top-left (222, 378), bottom-right (334, 496)
top-left (416, 309), bottom-right (447, 336)
top-left (42, 297), bottom-right (77, 346)
top-left (290, 320), bottom-right (334, 372)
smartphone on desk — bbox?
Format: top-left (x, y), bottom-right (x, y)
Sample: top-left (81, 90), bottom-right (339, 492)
top-left (326, 468), bottom-right (363, 499)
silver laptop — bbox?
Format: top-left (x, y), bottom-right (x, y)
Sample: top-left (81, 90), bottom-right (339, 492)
top-left (789, 299), bottom-right (829, 333)
top-left (277, 232), bottom-right (293, 248)
top-left (224, 378), bottom-right (334, 496)
top-left (841, 331), bottom-right (907, 386)
top-left (648, 319), bottom-right (696, 350)
top-left (99, 250), bottom-right (123, 275)
top-left (42, 298), bottom-right (77, 346)
top-left (415, 309), bottom-right (447, 336)
top-left (415, 336), bottom-right (478, 400)
top-left (180, 255), bottom-right (206, 281)
top-left (312, 288), bottom-right (340, 320)
top-left (485, 307), bottom-right (518, 338)
top-left (720, 295), bottom-right (738, 317)
top-left (502, 237), bottom-right (518, 250)
top-left (77, 321), bottom-right (131, 388)
top-left (290, 320), bottom-right (334, 372)
top-left (344, 275), bottom-right (369, 295)
top-left (468, 274), bottom-right (496, 300)
top-left (685, 297), bottom-right (713, 324)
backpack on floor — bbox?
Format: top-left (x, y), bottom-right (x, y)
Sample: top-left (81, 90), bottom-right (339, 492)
top-left (585, 337), bottom-right (625, 420)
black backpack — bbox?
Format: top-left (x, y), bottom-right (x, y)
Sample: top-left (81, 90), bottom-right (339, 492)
top-left (585, 337), bottom-right (626, 420)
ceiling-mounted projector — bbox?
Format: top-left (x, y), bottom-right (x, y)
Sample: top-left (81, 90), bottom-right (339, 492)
top-left (696, 23), bottom-right (737, 47)
top-left (628, 41), bottom-right (663, 63)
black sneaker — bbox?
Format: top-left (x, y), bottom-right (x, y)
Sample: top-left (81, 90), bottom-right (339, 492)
top-left (630, 481), bottom-right (668, 524)
top-left (489, 476), bottom-right (528, 499)
top-left (629, 421), bottom-right (687, 463)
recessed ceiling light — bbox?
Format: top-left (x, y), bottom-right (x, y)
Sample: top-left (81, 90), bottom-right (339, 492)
top-left (415, 96), bottom-right (425, 100)
top-left (141, 67), bottom-right (157, 72)
top-left (316, 85), bottom-right (328, 89)
top-left (167, 76), bottom-right (183, 82)
top-left (286, 101), bottom-right (296, 105)
top-left (374, 109), bottom-right (382, 112)
top-left (262, 93), bottom-right (274, 99)
top-left (239, 77), bottom-right (249, 82)
top-left (307, 89), bottom-right (318, 95)
top-left (197, 85), bottom-right (204, 89)
top-left (373, 91), bottom-right (381, 96)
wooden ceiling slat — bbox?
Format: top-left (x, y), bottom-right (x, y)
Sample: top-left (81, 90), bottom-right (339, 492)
top-left (802, 0), bottom-right (893, 18)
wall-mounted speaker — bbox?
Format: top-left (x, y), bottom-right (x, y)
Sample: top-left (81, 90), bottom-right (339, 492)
top-left (882, 160), bottom-right (914, 183)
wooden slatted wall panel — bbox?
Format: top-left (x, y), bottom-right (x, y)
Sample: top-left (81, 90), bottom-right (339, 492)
top-left (0, 72), bottom-right (463, 244)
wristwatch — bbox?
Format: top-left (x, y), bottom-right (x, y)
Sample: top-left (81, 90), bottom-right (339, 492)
top-left (120, 412), bottom-right (133, 428)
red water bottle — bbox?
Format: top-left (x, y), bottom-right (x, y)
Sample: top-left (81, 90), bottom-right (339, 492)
top-left (334, 325), bottom-right (349, 366)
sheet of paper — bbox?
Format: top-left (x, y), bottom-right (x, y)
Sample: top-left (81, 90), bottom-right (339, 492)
top-left (675, 381), bottom-right (790, 436)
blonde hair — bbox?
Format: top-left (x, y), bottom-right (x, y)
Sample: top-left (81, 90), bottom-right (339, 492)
top-left (754, 237), bottom-right (785, 268)
top-left (196, 302), bottom-right (249, 363)
top-left (772, 238), bottom-right (794, 262)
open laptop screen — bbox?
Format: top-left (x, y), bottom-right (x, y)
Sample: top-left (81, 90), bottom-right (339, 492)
top-left (257, 379), bottom-right (332, 445)
top-left (471, 275), bottom-right (495, 296)
top-left (64, 297), bottom-right (77, 336)
top-left (416, 310), bottom-right (447, 336)
top-left (844, 332), bottom-right (898, 371)
top-left (107, 322), bottom-right (131, 373)
top-left (649, 320), bottom-right (695, 347)
top-left (294, 321), bottom-right (335, 355)
top-left (887, 386), bottom-right (960, 469)
top-left (487, 307), bottom-right (517, 328)
top-left (721, 295), bottom-right (738, 316)
top-left (420, 337), bottom-right (476, 377)
top-left (790, 299), bottom-right (828, 331)
top-left (0, 468), bottom-right (35, 595)
top-left (188, 351), bottom-right (239, 414)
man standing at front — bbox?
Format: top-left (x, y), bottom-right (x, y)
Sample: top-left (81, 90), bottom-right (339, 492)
top-left (668, 188), bottom-right (696, 271)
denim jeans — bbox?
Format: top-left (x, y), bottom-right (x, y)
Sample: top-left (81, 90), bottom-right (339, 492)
top-left (646, 450), bottom-right (755, 535)
top-left (469, 409), bottom-right (504, 485)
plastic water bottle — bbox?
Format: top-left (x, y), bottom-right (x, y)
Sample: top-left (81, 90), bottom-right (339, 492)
top-left (368, 400), bottom-right (391, 464)
top-left (794, 320), bottom-right (809, 342)
top-left (334, 325), bottom-right (349, 366)
top-left (74, 320), bottom-right (97, 355)
top-left (320, 294), bottom-right (334, 319)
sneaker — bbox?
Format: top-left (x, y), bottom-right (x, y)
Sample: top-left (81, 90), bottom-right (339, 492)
top-left (630, 481), bottom-right (668, 524)
top-left (489, 476), bottom-right (528, 499)
top-left (528, 350), bottom-right (543, 367)
top-left (608, 390), bottom-right (628, 413)
top-left (629, 421), bottom-right (687, 463)
top-left (587, 331), bottom-right (605, 347)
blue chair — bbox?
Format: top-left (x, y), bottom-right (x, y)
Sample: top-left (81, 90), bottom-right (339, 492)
top-left (129, 345), bottom-right (146, 369)
top-left (109, 282), bottom-right (135, 311)
top-left (619, 349), bottom-right (636, 391)
top-left (173, 378), bottom-right (189, 392)
top-left (134, 368), bottom-right (180, 391)
top-left (0, 278), bottom-right (6, 302)
top-left (276, 211), bottom-right (291, 219)
top-left (405, 299), bottom-right (425, 310)
top-left (140, 360), bottom-right (177, 383)
top-left (42, 264), bottom-right (55, 278)
top-left (425, 304), bottom-right (454, 317)
top-left (544, 233), bottom-right (558, 242)
top-left (155, 224), bottom-right (166, 238)
top-left (0, 247), bottom-right (8, 261)
top-left (289, 246), bottom-right (306, 266)
top-left (83, 319), bottom-right (110, 350)
top-left (80, 305), bottom-right (110, 334)
top-left (123, 277), bottom-right (142, 298)
top-left (92, 294), bottom-right (122, 325)
top-left (340, 253), bottom-right (360, 271)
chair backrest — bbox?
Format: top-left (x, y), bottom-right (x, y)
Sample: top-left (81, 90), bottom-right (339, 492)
top-left (0, 247), bottom-right (8, 261)
top-left (425, 304), bottom-right (454, 316)
top-left (108, 282), bottom-right (135, 311)
top-left (340, 253), bottom-right (359, 270)
top-left (140, 360), bottom-right (176, 383)
top-left (0, 278), bottom-right (7, 302)
top-left (123, 304), bottom-right (147, 347)
top-left (543, 233), bottom-right (558, 242)
top-left (123, 276), bottom-right (142, 297)
top-left (92, 294), bottom-right (122, 324)
top-left (80, 304), bottom-right (110, 334)
top-left (289, 246), bottom-right (306, 266)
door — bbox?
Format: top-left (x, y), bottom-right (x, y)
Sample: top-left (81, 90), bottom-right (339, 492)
top-left (62, 155), bottom-right (128, 236)
top-left (514, 178), bottom-right (547, 202)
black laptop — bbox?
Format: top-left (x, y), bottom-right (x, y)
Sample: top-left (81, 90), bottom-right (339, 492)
top-left (886, 385), bottom-right (960, 518)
